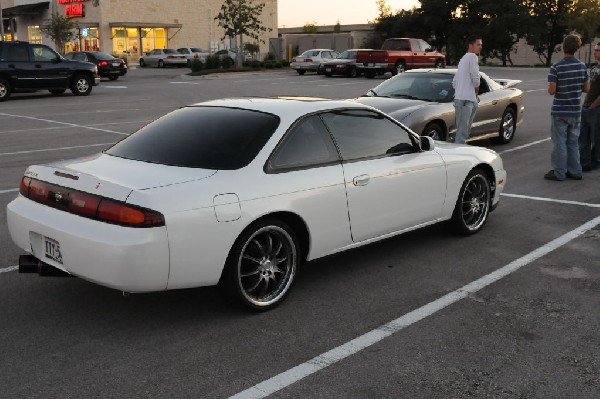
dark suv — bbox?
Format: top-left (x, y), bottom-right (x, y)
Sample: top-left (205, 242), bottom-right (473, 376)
top-left (0, 41), bottom-right (100, 101)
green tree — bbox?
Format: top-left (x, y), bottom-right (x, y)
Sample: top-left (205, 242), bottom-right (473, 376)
top-left (302, 22), bottom-right (318, 34)
top-left (215, 0), bottom-right (272, 68)
top-left (523, 0), bottom-right (576, 66)
top-left (569, 0), bottom-right (600, 64)
top-left (39, 13), bottom-right (77, 55)
top-left (244, 42), bottom-right (260, 60)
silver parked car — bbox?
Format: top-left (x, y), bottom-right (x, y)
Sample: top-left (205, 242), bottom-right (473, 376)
top-left (290, 49), bottom-right (339, 75)
top-left (177, 47), bottom-right (210, 65)
top-left (139, 49), bottom-right (187, 68)
top-left (356, 69), bottom-right (525, 144)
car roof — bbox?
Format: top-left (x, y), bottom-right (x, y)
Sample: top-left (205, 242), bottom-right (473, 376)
top-left (188, 97), bottom-right (371, 119)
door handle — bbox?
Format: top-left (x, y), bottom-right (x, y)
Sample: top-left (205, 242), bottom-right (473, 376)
top-left (353, 175), bottom-right (370, 186)
top-left (492, 100), bottom-right (498, 105)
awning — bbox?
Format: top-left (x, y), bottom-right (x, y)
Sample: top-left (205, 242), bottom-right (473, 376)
top-left (109, 22), bottom-right (183, 29)
top-left (2, 1), bottom-right (49, 15)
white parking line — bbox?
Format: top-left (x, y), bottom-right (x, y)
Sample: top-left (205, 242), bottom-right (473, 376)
top-left (0, 143), bottom-right (114, 157)
top-left (0, 119), bottom-right (152, 135)
top-left (229, 215), bottom-right (600, 399)
top-left (0, 266), bottom-right (18, 274)
top-left (498, 138), bottom-right (550, 154)
top-left (502, 193), bottom-right (600, 208)
top-left (0, 113), bottom-right (128, 135)
top-left (0, 188), bottom-right (18, 195)
top-left (523, 89), bottom-right (547, 93)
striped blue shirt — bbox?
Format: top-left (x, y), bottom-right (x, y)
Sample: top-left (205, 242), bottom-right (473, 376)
top-left (548, 57), bottom-right (588, 116)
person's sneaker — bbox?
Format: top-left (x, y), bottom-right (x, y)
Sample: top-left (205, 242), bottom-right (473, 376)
top-left (566, 171), bottom-right (583, 180)
top-left (544, 170), bottom-right (563, 181)
top-left (582, 164), bottom-right (592, 172)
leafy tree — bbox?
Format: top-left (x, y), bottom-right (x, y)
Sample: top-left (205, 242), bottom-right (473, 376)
top-left (569, 0), bottom-right (600, 64)
top-left (244, 42), bottom-right (260, 60)
top-left (302, 22), bottom-right (318, 34)
top-left (215, 0), bottom-right (272, 68)
top-left (523, 0), bottom-right (576, 66)
top-left (39, 13), bottom-right (77, 55)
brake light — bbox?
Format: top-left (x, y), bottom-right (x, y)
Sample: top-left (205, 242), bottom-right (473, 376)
top-left (19, 177), bottom-right (165, 227)
top-left (304, 58), bottom-right (312, 62)
top-left (98, 61), bottom-right (109, 67)
top-left (194, 54), bottom-right (199, 58)
top-left (167, 55), bottom-right (175, 59)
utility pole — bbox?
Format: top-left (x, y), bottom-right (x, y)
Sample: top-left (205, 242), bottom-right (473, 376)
top-left (0, 0), bottom-right (5, 41)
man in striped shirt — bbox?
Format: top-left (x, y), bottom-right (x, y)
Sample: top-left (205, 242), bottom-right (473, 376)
top-left (545, 34), bottom-right (590, 181)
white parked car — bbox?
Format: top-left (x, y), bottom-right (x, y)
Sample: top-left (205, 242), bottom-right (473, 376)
top-left (290, 49), bottom-right (339, 75)
top-left (138, 49), bottom-right (187, 68)
top-left (7, 98), bottom-right (506, 311)
top-left (214, 49), bottom-right (252, 63)
top-left (176, 47), bottom-right (210, 65)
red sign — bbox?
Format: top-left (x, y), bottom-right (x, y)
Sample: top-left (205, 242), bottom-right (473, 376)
top-left (65, 4), bottom-right (84, 18)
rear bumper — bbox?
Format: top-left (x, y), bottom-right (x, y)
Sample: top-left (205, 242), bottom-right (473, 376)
top-left (7, 196), bottom-right (170, 292)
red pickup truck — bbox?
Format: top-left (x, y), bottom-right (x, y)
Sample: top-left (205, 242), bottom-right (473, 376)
top-left (356, 38), bottom-right (445, 78)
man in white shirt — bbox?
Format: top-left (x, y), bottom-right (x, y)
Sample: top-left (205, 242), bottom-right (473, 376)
top-left (453, 35), bottom-right (482, 144)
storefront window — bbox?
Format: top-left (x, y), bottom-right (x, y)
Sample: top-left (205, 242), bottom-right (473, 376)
top-left (28, 26), bottom-right (43, 44)
top-left (64, 27), bottom-right (100, 53)
top-left (112, 27), bottom-right (169, 62)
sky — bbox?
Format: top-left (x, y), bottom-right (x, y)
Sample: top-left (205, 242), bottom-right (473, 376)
top-left (278, 0), bottom-right (421, 28)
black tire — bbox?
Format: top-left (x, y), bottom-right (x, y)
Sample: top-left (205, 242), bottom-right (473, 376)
top-left (49, 89), bottom-right (66, 95)
top-left (434, 59), bottom-right (446, 69)
top-left (349, 66), bottom-right (358, 78)
top-left (220, 218), bottom-right (299, 311)
top-left (491, 108), bottom-right (516, 144)
top-left (393, 61), bottom-right (406, 75)
top-left (297, 70), bottom-right (306, 75)
top-left (0, 78), bottom-right (11, 101)
top-left (158, 60), bottom-right (164, 68)
top-left (364, 70), bottom-right (375, 79)
top-left (449, 169), bottom-right (491, 235)
top-left (139, 58), bottom-right (146, 67)
top-left (108, 75), bottom-right (119, 81)
top-left (70, 75), bottom-right (92, 96)
top-left (422, 122), bottom-right (445, 141)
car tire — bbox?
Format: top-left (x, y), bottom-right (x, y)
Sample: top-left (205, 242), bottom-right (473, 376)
top-left (422, 122), bottom-right (445, 141)
top-left (349, 67), bottom-right (358, 78)
top-left (108, 75), bottom-right (119, 81)
top-left (49, 89), bottom-right (66, 95)
top-left (297, 70), bottom-right (305, 75)
top-left (139, 58), bottom-right (146, 67)
top-left (0, 78), bottom-right (12, 101)
top-left (219, 218), bottom-right (299, 311)
top-left (491, 108), bottom-right (516, 144)
top-left (394, 61), bottom-right (406, 75)
top-left (70, 74), bottom-right (92, 96)
top-left (434, 59), bottom-right (446, 69)
top-left (158, 60), bottom-right (164, 68)
top-left (449, 169), bottom-right (491, 235)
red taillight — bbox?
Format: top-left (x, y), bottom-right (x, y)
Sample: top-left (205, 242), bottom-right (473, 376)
top-left (292, 58), bottom-right (296, 62)
top-left (20, 176), bottom-right (32, 196)
top-left (194, 54), bottom-right (199, 58)
top-left (98, 61), bottom-right (109, 67)
top-left (20, 177), bottom-right (165, 228)
top-left (304, 58), bottom-right (312, 62)
top-left (29, 179), bottom-right (49, 201)
top-left (69, 192), bottom-right (101, 217)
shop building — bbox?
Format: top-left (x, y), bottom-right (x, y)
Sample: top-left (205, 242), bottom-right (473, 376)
top-left (0, 0), bottom-right (278, 62)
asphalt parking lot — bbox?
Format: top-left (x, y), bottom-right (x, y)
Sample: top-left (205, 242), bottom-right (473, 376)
top-left (1, 66), bottom-right (599, 398)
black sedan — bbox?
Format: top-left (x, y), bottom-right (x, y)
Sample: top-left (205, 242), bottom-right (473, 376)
top-left (64, 51), bottom-right (127, 80)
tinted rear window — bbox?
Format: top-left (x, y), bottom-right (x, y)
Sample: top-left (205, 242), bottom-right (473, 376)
top-left (190, 48), bottom-right (203, 52)
top-left (105, 107), bottom-right (280, 169)
top-left (163, 49), bottom-right (178, 54)
top-left (93, 52), bottom-right (115, 60)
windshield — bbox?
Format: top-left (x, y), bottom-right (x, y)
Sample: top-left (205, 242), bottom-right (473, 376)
top-left (368, 73), bottom-right (455, 103)
top-left (105, 107), bottom-right (280, 170)
top-left (300, 50), bottom-right (320, 57)
top-left (337, 50), bottom-right (357, 59)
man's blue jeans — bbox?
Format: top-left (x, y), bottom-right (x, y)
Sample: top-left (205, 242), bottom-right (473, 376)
top-left (550, 115), bottom-right (582, 179)
top-left (579, 107), bottom-right (600, 168)
top-left (454, 99), bottom-right (478, 144)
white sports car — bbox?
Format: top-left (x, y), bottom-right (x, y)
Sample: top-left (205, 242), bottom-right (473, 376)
top-left (7, 98), bottom-right (506, 310)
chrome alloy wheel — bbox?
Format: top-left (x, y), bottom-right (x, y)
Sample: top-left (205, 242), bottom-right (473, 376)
top-left (0, 83), bottom-right (7, 98)
top-left (237, 225), bottom-right (297, 307)
top-left (500, 111), bottom-right (515, 141)
top-left (76, 77), bottom-right (90, 93)
top-left (459, 174), bottom-right (490, 232)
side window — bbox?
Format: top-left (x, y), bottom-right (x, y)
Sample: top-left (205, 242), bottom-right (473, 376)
top-left (410, 39), bottom-right (422, 52)
top-left (74, 53), bottom-right (86, 61)
top-left (479, 76), bottom-right (490, 94)
top-left (6, 44), bottom-right (30, 62)
top-left (267, 115), bottom-right (339, 172)
top-left (420, 40), bottom-right (432, 52)
top-left (31, 45), bottom-right (59, 62)
top-left (321, 110), bottom-right (416, 161)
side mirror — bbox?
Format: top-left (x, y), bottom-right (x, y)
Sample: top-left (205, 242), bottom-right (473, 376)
top-left (425, 47), bottom-right (433, 52)
top-left (420, 136), bottom-right (435, 151)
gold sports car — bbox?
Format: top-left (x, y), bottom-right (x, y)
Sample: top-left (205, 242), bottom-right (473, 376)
top-left (355, 68), bottom-right (525, 144)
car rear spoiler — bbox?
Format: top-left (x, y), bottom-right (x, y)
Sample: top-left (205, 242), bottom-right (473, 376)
top-left (495, 79), bottom-right (522, 88)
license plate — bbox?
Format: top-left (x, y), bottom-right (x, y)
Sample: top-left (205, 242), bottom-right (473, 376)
top-left (326, 68), bottom-right (332, 73)
top-left (112, 62), bottom-right (120, 67)
top-left (44, 237), bottom-right (63, 264)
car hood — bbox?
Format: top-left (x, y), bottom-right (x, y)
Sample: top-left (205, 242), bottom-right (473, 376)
top-left (355, 96), bottom-right (432, 119)
top-left (25, 153), bottom-right (217, 202)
